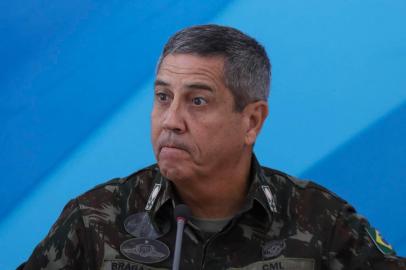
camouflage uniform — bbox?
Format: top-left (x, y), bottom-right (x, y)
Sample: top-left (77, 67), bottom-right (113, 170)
top-left (19, 155), bottom-right (405, 269)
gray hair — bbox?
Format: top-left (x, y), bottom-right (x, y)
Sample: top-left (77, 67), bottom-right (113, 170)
top-left (157, 24), bottom-right (271, 111)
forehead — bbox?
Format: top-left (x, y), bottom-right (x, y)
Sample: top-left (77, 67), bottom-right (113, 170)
top-left (156, 54), bottom-right (225, 86)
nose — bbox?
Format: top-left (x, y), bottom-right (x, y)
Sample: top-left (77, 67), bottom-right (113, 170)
top-left (162, 101), bottom-right (186, 134)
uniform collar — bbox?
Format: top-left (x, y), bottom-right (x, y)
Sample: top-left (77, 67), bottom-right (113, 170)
top-left (146, 154), bottom-right (279, 226)
top-left (238, 154), bottom-right (279, 225)
top-left (147, 168), bottom-right (178, 225)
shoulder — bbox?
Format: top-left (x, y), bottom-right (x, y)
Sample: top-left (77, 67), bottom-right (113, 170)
top-left (262, 166), bottom-right (346, 199)
top-left (72, 164), bottom-right (160, 223)
top-left (260, 166), bottom-right (404, 262)
top-left (78, 164), bottom-right (158, 199)
top-left (261, 166), bottom-right (349, 217)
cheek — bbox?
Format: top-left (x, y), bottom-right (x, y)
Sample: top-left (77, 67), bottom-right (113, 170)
top-left (150, 112), bottom-right (161, 148)
top-left (223, 118), bottom-right (246, 145)
top-left (151, 106), bottom-right (162, 129)
top-left (197, 116), bottom-right (245, 150)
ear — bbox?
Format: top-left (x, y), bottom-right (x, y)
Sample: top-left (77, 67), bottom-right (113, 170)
top-left (243, 101), bottom-right (269, 146)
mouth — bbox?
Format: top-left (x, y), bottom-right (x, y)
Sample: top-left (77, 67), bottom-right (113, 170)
top-left (158, 146), bottom-right (188, 160)
top-left (155, 137), bottom-right (191, 159)
top-left (160, 145), bottom-right (186, 153)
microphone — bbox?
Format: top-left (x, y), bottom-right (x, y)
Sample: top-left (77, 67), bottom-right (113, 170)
top-left (172, 204), bottom-right (191, 270)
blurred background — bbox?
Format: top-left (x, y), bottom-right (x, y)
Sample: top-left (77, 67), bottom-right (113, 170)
top-left (1, 0), bottom-right (405, 268)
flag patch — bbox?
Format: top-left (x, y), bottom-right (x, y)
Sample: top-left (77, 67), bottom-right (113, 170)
top-left (365, 226), bottom-right (394, 255)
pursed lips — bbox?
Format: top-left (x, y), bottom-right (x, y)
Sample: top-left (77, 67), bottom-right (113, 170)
top-left (159, 144), bottom-right (188, 153)
top-left (156, 135), bottom-right (191, 155)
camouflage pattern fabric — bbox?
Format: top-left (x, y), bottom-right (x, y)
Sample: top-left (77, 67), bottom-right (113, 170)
top-left (18, 155), bottom-right (406, 269)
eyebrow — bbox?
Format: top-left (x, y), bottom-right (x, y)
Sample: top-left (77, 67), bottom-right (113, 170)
top-left (154, 79), bottom-right (169, 87)
top-left (185, 83), bottom-right (214, 92)
top-left (154, 79), bottom-right (214, 92)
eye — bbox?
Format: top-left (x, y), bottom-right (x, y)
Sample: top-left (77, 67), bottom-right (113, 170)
top-left (192, 97), bottom-right (207, 106)
top-left (156, 92), bottom-right (169, 102)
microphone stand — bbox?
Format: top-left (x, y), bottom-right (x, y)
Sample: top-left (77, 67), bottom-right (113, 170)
top-left (172, 204), bottom-right (191, 270)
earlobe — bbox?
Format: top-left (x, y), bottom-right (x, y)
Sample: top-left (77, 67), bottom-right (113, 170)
top-left (244, 101), bottom-right (268, 145)
top-left (245, 129), bottom-right (257, 145)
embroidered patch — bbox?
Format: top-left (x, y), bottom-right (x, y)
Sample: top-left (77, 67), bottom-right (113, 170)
top-left (145, 184), bottom-right (162, 211)
top-left (261, 185), bottom-right (277, 213)
top-left (365, 226), bottom-right (394, 255)
top-left (262, 240), bottom-right (286, 259)
top-left (227, 257), bottom-right (315, 270)
top-left (120, 238), bottom-right (170, 264)
top-left (124, 212), bottom-right (169, 239)
top-left (102, 259), bottom-right (167, 270)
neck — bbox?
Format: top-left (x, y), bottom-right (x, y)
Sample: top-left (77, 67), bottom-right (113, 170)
top-left (173, 154), bottom-right (252, 219)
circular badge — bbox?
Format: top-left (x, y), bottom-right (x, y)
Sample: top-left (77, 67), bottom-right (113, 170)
top-left (124, 212), bottom-right (168, 239)
top-left (262, 240), bottom-right (286, 259)
top-left (120, 238), bottom-right (170, 264)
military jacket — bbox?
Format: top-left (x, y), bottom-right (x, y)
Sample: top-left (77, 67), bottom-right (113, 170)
top-left (19, 157), bottom-right (405, 270)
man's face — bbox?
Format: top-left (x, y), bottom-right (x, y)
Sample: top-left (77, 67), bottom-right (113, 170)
top-left (151, 54), bottom-right (251, 182)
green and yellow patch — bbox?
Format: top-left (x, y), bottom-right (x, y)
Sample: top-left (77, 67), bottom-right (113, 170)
top-left (365, 226), bottom-right (395, 255)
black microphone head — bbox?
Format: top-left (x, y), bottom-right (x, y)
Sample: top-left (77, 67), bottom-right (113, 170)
top-left (174, 204), bottom-right (191, 221)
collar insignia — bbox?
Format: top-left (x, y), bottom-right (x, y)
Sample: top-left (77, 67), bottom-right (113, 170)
top-left (145, 184), bottom-right (162, 211)
top-left (261, 185), bottom-right (277, 213)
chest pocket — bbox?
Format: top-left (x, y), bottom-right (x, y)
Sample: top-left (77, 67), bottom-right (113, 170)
top-left (227, 258), bottom-right (315, 270)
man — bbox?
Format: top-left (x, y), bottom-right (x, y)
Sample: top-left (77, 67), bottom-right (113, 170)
top-left (19, 25), bottom-right (405, 269)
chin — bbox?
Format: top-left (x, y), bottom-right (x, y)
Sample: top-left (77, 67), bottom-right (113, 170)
top-left (159, 167), bottom-right (185, 182)
top-left (158, 160), bottom-right (187, 181)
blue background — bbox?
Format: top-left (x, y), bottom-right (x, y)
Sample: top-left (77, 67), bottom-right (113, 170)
top-left (1, 0), bottom-right (405, 268)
